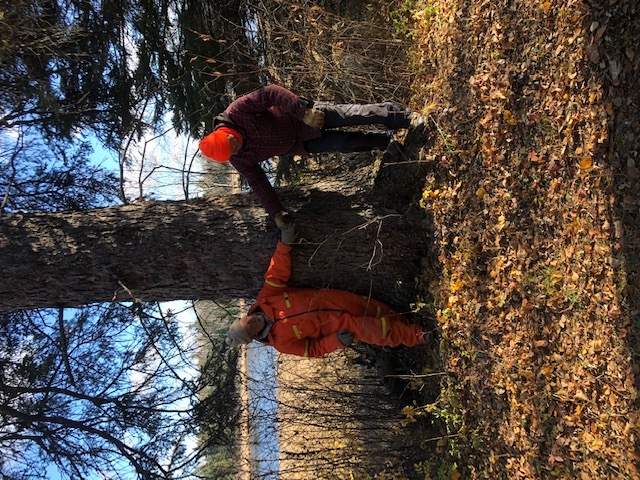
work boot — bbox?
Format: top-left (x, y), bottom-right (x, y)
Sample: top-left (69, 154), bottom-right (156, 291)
top-left (385, 140), bottom-right (403, 158)
top-left (421, 325), bottom-right (440, 347)
top-left (422, 325), bottom-right (433, 340)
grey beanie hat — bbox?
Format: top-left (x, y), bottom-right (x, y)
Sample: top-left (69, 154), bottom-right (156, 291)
top-left (226, 318), bottom-right (253, 347)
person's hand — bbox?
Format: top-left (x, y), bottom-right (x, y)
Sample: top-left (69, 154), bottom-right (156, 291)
top-left (280, 223), bottom-right (298, 245)
top-left (274, 211), bottom-right (290, 229)
top-left (337, 330), bottom-right (355, 346)
top-left (303, 108), bottom-right (325, 129)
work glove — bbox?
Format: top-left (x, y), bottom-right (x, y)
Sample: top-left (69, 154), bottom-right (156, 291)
top-left (302, 108), bottom-right (325, 129)
top-left (274, 211), bottom-right (290, 229)
top-left (337, 330), bottom-right (355, 347)
top-left (280, 222), bottom-right (298, 245)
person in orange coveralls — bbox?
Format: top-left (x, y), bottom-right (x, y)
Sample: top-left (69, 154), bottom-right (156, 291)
top-left (226, 224), bottom-right (428, 357)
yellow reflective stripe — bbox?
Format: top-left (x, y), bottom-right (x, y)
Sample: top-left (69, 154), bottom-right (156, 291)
top-left (381, 317), bottom-right (387, 339)
top-left (265, 279), bottom-right (285, 288)
top-left (376, 306), bottom-right (381, 317)
top-left (283, 292), bottom-right (291, 308)
top-left (303, 340), bottom-right (310, 357)
top-left (292, 325), bottom-right (302, 339)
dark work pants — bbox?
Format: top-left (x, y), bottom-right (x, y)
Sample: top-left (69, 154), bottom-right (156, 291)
top-left (303, 101), bottom-right (412, 154)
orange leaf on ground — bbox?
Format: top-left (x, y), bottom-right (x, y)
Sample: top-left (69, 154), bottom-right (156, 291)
top-left (580, 156), bottom-right (593, 170)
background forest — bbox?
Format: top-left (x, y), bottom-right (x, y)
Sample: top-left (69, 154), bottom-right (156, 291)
top-left (1, 0), bottom-right (639, 479)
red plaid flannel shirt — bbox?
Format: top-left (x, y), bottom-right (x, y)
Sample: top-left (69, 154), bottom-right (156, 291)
top-left (217, 85), bottom-right (321, 216)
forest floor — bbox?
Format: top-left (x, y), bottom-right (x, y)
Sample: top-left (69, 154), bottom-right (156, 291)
top-left (405, 0), bottom-right (640, 478)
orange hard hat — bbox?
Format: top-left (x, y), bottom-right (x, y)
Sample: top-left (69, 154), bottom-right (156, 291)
top-left (199, 127), bottom-right (243, 162)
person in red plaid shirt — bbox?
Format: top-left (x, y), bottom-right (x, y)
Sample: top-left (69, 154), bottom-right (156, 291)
top-left (198, 84), bottom-right (427, 228)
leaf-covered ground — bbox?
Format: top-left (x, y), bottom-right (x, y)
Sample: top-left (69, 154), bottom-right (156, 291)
top-left (409, 0), bottom-right (640, 478)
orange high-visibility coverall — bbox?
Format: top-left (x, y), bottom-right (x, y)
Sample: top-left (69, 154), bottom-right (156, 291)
top-left (250, 241), bottom-right (425, 357)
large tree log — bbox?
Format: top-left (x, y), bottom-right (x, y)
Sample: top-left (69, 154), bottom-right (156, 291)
top-left (1, 179), bottom-right (427, 312)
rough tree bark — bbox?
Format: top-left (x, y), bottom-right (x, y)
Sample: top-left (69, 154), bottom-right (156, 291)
top-left (1, 173), bottom-right (427, 313)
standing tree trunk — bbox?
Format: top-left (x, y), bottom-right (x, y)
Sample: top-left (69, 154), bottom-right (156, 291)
top-left (1, 178), bottom-right (427, 313)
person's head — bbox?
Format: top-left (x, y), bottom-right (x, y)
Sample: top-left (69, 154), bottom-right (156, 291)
top-left (199, 127), bottom-right (243, 162)
top-left (225, 312), bottom-right (266, 347)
